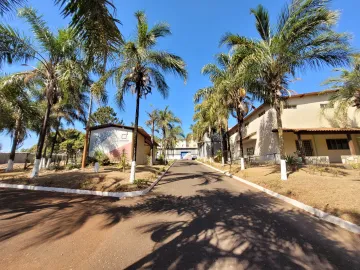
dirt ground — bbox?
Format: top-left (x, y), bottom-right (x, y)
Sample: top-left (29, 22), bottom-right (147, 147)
top-left (199, 159), bottom-right (360, 225)
top-left (0, 163), bottom-right (171, 192)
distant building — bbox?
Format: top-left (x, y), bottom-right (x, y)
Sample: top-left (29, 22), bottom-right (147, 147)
top-left (89, 124), bottom-right (158, 165)
top-left (158, 139), bottom-right (198, 160)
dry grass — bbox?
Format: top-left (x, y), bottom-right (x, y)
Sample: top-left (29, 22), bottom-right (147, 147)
top-left (0, 163), bottom-right (171, 192)
top-left (199, 159), bottom-right (360, 225)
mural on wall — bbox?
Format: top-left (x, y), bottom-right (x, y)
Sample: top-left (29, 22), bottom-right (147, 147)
top-left (89, 127), bottom-right (132, 162)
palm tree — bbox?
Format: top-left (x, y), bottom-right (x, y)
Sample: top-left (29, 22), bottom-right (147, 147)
top-left (157, 106), bottom-right (182, 164)
top-left (0, 75), bottom-right (40, 171)
top-left (166, 125), bottom-right (185, 151)
top-left (0, 0), bottom-right (24, 16)
top-left (221, 0), bottom-right (351, 159)
top-left (323, 55), bottom-right (360, 114)
top-left (145, 109), bottom-right (159, 166)
top-left (46, 89), bottom-right (88, 169)
top-left (94, 11), bottom-right (187, 182)
top-left (0, 8), bottom-right (87, 177)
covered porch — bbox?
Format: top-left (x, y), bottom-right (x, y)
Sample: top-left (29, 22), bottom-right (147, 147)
top-left (273, 128), bottom-right (360, 163)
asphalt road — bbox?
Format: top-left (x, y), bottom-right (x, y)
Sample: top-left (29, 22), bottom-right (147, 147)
top-left (0, 160), bottom-right (359, 269)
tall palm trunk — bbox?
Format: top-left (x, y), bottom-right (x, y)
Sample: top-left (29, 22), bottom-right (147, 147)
top-left (219, 125), bottom-right (225, 166)
top-left (150, 122), bottom-right (155, 166)
top-left (81, 91), bottom-right (93, 169)
top-left (162, 128), bottom-right (167, 164)
top-left (210, 129), bottom-right (214, 162)
top-left (6, 116), bottom-right (21, 172)
top-left (31, 100), bottom-right (52, 178)
top-left (237, 116), bottom-right (244, 158)
top-left (130, 84), bottom-right (141, 183)
top-left (227, 133), bottom-right (232, 164)
top-left (46, 117), bottom-right (61, 169)
top-left (274, 98), bottom-right (285, 159)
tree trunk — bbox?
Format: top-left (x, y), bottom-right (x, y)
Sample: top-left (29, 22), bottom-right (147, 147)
top-left (130, 85), bottom-right (141, 183)
top-left (210, 130), bottom-right (214, 162)
top-left (275, 99), bottom-right (285, 159)
top-left (219, 126), bottom-right (225, 166)
top-left (227, 133), bottom-right (232, 165)
top-left (81, 91), bottom-right (93, 169)
top-left (162, 128), bottom-right (167, 164)
top-left (237, 117), bottom-right (244, 158)
top-left (6, 117), bottom-right (21, 172)
top-left (296, 133), bottom-right (306, 165)
top-left (30, 100), bottom-right (52, 178)
top-left (47, 118), bottom-right (61, 169)
top-left (150, 122), bottom-right (155, 166)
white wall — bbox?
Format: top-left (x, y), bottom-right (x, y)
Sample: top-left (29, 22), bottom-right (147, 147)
top-left (89, 127), bottom-right (132, 162)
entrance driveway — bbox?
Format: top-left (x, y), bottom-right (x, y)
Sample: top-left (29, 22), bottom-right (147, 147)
top-left (0, 160), bottom-right (359, 269)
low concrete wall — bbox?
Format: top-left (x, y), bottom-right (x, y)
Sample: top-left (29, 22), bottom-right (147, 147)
top-left (341, 155), bottom-right (360, 165)
top-left (0, 153), bottom-right (34, 164)
top-left (305, 156), bottom-right (330, 165)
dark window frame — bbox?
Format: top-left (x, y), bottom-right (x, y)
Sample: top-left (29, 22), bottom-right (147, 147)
top-left (326, 139), bottom-right (349, 150)
top-left (247, 147), bottom-right (254, 156)
top-left (258, 111), bottom-right (265, 117)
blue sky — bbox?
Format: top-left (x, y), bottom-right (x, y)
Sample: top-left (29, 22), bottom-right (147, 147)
top-left (0, 0), bottom-right (359, 151)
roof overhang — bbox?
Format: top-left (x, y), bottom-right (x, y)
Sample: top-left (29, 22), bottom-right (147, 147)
top-left (272, 128), bottom-right (360, 134)
top-left (236, 132), bottom-right (257, 141)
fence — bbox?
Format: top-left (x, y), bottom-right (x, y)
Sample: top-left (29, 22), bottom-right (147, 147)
top-left (0, 152), bottom-right (34, 164)
top-left (0, 152), bottom-right (69, 166)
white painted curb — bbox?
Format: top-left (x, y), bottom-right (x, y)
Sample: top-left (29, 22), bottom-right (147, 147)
top-left (0, 161), bottom-right (176, 199)
top-left (197, 160), bottom-right (360, 234)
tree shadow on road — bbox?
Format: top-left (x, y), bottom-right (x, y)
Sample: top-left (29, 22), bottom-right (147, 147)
top-left (0, 187), bottom-right (359, 269)
top-left (125, 189), bottom-right (360, 269)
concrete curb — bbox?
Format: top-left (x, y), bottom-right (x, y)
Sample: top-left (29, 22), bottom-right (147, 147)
top-left (0, 161), bottom-right (175, 199)
top-left (197, 160), bottom-right (360, 234)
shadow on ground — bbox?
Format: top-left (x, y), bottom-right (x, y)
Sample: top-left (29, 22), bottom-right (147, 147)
top-left (0, 184), bottom-right (359, 269)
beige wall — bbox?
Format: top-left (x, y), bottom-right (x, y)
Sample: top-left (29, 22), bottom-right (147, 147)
top-left (135, 133), bottom-right (147, 165)
top-left (229, 106), bottom-right (279, 158)
top-left (228, 92), bottom-right (360, 161)
top-left (283, 133), bottom-right (357, 163)
top-left (282, 94), bottom-right (360, 128)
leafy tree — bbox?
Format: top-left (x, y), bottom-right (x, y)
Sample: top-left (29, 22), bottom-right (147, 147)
top-left (90, 106), bottom-right (123, 125)
top-left (94, 11), bottom-right (187, 182)
top-left (221, 0), bottom-right (352, 159)
top-left (59, 129), bottom-right (84, 165)
top-left (0, 8), bottom-right (88, 177)
top-left (145, 109), bottom-right (159, 165)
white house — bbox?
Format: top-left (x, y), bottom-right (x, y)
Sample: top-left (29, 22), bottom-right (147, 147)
top-left (89, 124), bottom-right (157, 165)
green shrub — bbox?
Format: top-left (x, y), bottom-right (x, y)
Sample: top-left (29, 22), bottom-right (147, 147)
top-left (285, 155), bottom-right (299, 171)
top-left (133, 179), bottom-right (150, 188)
top-left (94, 150), bottom-right (110, 166)
top-left (118, 149), bottom-right (128, 172)
top-left (66, 163), bottom-right (80, 170)
top-left (86, 156), bottom-right (97, 166)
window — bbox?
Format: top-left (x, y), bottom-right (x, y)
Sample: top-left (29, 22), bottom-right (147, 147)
top-left (320, 103), bottom-right (334, 109)
top-left (258, 111), bottom-right (265, 117)
top-left (295, 140), bottom-right (314, 156)
top-left (326, 139), bottom-right (349, 150)
top-left (247, 147), bottom-right (254, 156)
top-left (284, 105), bottom-right (297, 109)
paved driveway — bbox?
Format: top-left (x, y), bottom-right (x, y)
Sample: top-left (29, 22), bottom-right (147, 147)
top-left (0, 160), bottom-right (359, 269)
